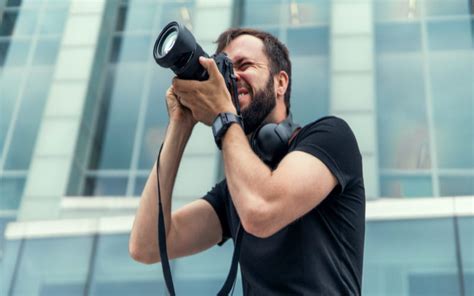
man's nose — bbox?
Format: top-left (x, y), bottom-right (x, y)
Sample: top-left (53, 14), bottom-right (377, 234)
top-left (233, 69), bottom-right (242, 81)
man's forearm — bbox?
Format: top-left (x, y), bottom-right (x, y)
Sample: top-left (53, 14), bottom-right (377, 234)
top-left (129, 120), bottom-right (194, 263)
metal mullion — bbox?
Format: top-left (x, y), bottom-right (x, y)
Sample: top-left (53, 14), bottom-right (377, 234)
top-left (419, 2), bottom-right (440, 197)
top-left (126, 2), bottom-right (162, 197)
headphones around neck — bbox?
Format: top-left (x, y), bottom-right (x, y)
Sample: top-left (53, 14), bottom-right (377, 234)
top-left (250, 112), bottom-right (300, 167)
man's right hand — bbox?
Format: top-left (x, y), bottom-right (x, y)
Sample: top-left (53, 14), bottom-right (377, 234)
top-left (166, 85), bottom-right (197, 128)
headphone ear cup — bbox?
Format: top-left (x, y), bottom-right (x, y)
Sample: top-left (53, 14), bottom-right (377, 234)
top-left (252, 123), bottom-right (287, 164)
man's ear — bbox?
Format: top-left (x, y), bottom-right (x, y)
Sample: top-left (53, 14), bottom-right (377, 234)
top-left (275, 70), bottom-right (289, 99)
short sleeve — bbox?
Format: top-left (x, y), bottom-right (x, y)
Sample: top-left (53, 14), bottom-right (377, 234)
top-left (202, 179), bottom-right (231, 245)
top-left (292, 116), bottom-right (362, 192)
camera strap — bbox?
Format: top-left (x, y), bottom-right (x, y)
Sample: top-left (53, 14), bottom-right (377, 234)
top-left (156, 144), bottom-right (242, 295)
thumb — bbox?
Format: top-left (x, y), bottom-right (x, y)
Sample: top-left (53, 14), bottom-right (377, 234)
top-left (199, 56), bottom-right (221, 81)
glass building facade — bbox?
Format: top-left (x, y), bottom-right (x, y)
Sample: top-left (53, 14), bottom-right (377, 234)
top-left (0, 0), bottom-right (473, 295)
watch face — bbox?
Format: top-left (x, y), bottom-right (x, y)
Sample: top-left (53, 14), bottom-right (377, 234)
top-left (212, 117), bottom-right (223, 135)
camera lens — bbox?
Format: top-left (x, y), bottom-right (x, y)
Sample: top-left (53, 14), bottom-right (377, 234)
top-left (153, 21), bottom-right (209, 80)
top-left (160, 31), bottom-right (177, 56)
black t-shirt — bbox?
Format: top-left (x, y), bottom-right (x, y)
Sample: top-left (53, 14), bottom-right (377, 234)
top-left (203, 116), bottom-right (365, 295)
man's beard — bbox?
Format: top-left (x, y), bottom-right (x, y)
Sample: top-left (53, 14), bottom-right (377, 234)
top-left (240, 75), bottom-right (276, 135)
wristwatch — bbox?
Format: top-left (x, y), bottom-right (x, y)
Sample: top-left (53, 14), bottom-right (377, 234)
top-left (212, 112), bottom-right (243, 149)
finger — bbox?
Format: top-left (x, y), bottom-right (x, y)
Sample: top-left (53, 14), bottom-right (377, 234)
top-left (172, 77), bottom-right (200, 92)
top-left (199, 56), bottom-right (221, 81)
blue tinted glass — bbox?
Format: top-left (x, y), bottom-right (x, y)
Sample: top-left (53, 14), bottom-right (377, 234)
top-left (40, 7), bottom-right (68, 35)
top-left (138, 67), bottom-right (170, 169)
top-left (11, 236), bottom-right (93, 295)
top-left (376, 53), bottom-right (430, 170)
top-left (0, 216), bottom-right (15, 252)
top-left (380, 175), bottom-right (432, 197)
top-left (424, 0), bottom-right (471, 17)
top-left (159, 2), bottom-right (196, 29)
top-left (0, 177), bottom-right (25, 210)
top-left (14, 9), bottom-right (38, 35)
top-left (32, 38), bottom-right (61, 65)
top-left (430, 52), bottom-right (473, 169)
top-left (287, 27), bottom-right (328, 55)
top-left (84, 177), bottom-right (128, 196)
top-left (439, 176), bottom-right (474, 196)
top-left (93, 65), bottom-right (145, 170)
top-left (363, 218), bottom-right (460, 296)
top-left (242, 0), bottom-right (283, 26)
top-left (90, 234), bottom-right (165, 296)
top-left (427, 19), bottom-right (472, 51)
top-left (0, 239), bottom-right (21, 296)
top-left (286, 0), bottom-right (329, 25)
top-left (125, 3), bottom-right (156, 31)
top-left (458, 217), bottom-right (474, 295)
top-left (2, 39), bottom-right (31, 66)
top-left (5, 68), bottom-right (53, 170)
top-left (174, 242), bottom-right (239, 295)
top-left (117, 34), bottom-right (151, 63)
top-left (0, 11), bottom-right (18, 36)
top-left (291, 56), bottom-right (329, 125)
top-left (0, 68), bottom-right (23, 156)
top-left (375, 22), bottom-right (421, 52)
top-left (133, 176), bottom-right (147, 196)
top-left (0, 41), bottom-right (9, 66)
top-left (374, 0), bottom-right (422, 21)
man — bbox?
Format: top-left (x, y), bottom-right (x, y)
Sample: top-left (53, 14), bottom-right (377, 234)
top-left (129, 28), bottom-right (365, 295)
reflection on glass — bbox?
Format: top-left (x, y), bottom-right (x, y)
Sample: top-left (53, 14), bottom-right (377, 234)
top-left (423, 0), bottom-right (470, 17)
top-left (376, 53), bottom-right (430, 170)
top-left (159, 2), bottom-right (196, 29)
top-left (287, 27), bottom-right (328, 55)
top-left (380, 175), bottom-right (432, 197)
top-left (39, 8), bottom-right (68, 35)
top-left (243, 0), bottom-right (282, 26)
top-left (84, 176), bottom-right (128, 196)
top-left (89, 234), bottom-right (164, 296)
top-left (138, 67), bottom-right (171, 169)
top-left (115, 5), bottom-right (127, 32)
top-left (125, 3), bottom-right (156, 32)
top-left (0, 177), bottom-right (25, 210)
top-left (110, 35), bottom-right (151, 63)
top-left (374, 0), bottom-right (421, 21)
top-left (0, 240), bottom-right (21, 296)
top-left (439, 176), bottom-right (474, 196)
top-left (430, 52), bottom-right (473, 169)
top-left (291, 56), bottom-right (329, 125)
top-left (286, 0), bottom-right (329, 25)
top-left (427, 19), bottom-right (472, 51)
top-left (458, 217), bottom-right (474, 295)
top-left (0, 11), bottom-right (18, 36)
top-left (0, 68), bottom-right (23, 156)
top-left (13, 9), bottom-right (38, 35)
top-left (363, 218), bottom-right (460, 296)
top-left (174, 239), bottom-right (242, 295)
top-left (5, 68), bottom-right (53, 170)
top-left (91, 65), bottom-right (145, 170)
top-left (32, 38), bottom-right (61, 65)
top-left (375, 22), bottom-right (421, 53)
top-left (11, 237), bottom-right (93, 295)
top-left (133, 176), bottom-right (147, 196)
top-left (2, 39), bottom-right (30, 66)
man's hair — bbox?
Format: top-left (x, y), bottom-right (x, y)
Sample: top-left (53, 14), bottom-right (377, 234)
top-left (215, 28), bottom-right (292, 113)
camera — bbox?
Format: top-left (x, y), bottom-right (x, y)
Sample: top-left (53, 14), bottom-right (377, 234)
top-left (153, 21), bottom-right (240, 112)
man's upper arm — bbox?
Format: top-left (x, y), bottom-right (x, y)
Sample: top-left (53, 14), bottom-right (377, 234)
top-left (167, 199), bottom-right (223, 259)
top-left (262, 151), bottom-right (338, 236)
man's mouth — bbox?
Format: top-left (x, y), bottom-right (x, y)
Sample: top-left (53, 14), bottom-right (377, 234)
top-left (238, 87), bottom-right (250, 104)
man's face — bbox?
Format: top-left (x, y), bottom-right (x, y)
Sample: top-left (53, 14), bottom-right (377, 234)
top-left (223, 35), bottom-right (276, 134)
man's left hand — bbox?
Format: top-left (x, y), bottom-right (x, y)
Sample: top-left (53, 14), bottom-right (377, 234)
top-left (172, 57), bottom-right (237, 126)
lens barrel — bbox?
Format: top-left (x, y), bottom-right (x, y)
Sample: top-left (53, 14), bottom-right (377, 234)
top-left (153, 21), bottom-right (209, 80)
